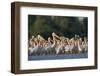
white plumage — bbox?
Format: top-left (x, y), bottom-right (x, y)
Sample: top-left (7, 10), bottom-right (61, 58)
top-left (28, 33), bottom-right (88, 55)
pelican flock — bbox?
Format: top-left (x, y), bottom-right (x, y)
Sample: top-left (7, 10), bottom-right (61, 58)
top-left (28, 32), bottom-right (88, 56)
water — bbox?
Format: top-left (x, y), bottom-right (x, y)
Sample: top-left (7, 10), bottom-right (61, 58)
top-left (28, 53), bottom-right (88, 61)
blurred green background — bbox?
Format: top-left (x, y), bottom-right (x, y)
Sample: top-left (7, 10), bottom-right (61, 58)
top-left (28, 15), bottom-right (88, 39)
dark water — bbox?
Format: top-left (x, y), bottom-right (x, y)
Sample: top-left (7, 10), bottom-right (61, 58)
top-left (28, 53), bottom-right (88, 61)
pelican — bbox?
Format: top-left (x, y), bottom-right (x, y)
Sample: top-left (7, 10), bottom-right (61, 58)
top-left (29, 36), bottom-right (35, 47)
top-left (77, 39), bottom-right (83, 53)
top-left (52, 32), bottom-right (61, 41)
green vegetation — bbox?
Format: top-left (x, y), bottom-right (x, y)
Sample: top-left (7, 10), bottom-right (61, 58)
top-left (28, 15), bottom-right (88, 39)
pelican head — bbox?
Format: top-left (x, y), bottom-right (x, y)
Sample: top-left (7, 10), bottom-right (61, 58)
top-left (52, 32), bottom-right (55, 36)
top-left (37, 35), bottom-right (40, 38)
top-left (32, 36), bottom-right (34, 39)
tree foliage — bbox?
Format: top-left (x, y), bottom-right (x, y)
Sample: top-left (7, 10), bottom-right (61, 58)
top-left (28, 15), bottom-right (88, 39)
